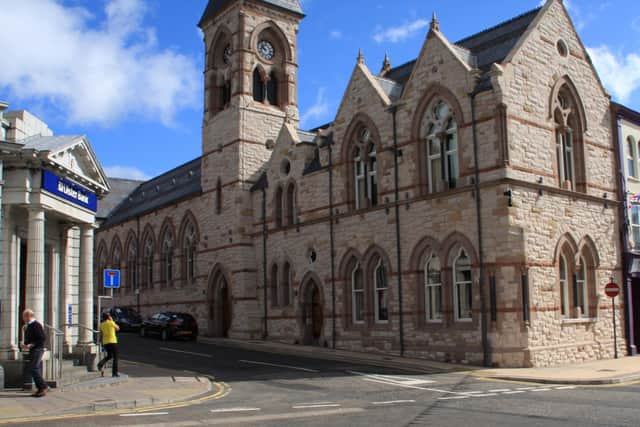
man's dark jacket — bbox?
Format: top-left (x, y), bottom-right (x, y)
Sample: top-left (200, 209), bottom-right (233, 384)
top-left (24, 321), bottom-right (46, 351)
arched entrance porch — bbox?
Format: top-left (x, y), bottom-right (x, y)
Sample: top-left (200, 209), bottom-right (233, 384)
top-left (208, 266), bottom-right (232, 338)
top-left (299, 274), bottom-right (324, 346)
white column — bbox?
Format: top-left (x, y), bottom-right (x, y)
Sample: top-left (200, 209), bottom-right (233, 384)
top-left (0, 206), bottom-right (19, 360)
top-left (26, 207), bottom-right (46, 323)
top-left (60, 227), bottom-right (74, 352)
top-left (48, 243), bottom-right (60, 330)
top-left (77, 224), bottom-right (95, 345)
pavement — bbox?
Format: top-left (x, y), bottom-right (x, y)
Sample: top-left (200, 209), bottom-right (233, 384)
top-left (0, 360), bottom-right (221, 425)
top-left (200, 336), bottom-right (640, 385)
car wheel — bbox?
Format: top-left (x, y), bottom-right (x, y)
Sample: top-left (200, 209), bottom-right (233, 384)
top-left (140, 328), bottom-right (146, 338)
top-left (161, 330), bottom-right (168, 341)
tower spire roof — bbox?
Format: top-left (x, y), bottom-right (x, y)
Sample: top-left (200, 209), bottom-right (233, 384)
top-left (430, 11), bottom-right (440, 32)
top-left (199, 0), bottom-right (304, 27)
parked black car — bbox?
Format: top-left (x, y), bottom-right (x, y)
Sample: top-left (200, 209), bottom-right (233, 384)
top-left (139, 312), bottom-right (198, 341)
top-left (108, 307), bottom-right (143, 332)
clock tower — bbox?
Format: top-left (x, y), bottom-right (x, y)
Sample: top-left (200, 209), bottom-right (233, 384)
top-left (197, 0), bottom-right (304, 338)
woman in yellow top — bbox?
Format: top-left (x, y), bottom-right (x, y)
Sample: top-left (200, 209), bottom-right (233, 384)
top-left (98, 312), bottom-right (120, 377)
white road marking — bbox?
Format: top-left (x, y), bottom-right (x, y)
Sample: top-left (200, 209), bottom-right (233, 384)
top-left (160, 347), bottom-right (213, 358)
top-left (461, 391), bottom-right (486, 395)
top-left (360, 377), bottom-right (460, 394)
top-left (292, 403), bottom-right (341, 409)
top-left (238, 359), bottom-right (319, 373)
top-left (372, 400), bottom-right (416, 405)
top-left (470, 393), bottom-right (498, 397)
top-left (531, 388), bottom-right (552, 392)
top-left (210, 408), bottom-right (261, 414)
top-left (516, 387), bottom-right (539, 391)
top-left (438, 395), bottom-right (470, 400)
top-left (346, 370), bottom-right (434, 386)
top-left (489, 389), bottom-right (511, 393)
top-left (502, 391), bottom-right (526, 395)
top-left (119, 412), bottom-right (170, 417)
top-left (555, 385), bottom-right (577, 390)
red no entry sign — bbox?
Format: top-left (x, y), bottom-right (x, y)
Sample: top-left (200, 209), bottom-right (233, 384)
top-left (605, 282), bottom-right (620, 298)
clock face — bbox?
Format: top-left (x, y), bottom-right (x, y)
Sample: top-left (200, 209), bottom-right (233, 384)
top-left (257, 40), bottom-right (275, 60)
top-left (223, 44), bottom-right (232, 65)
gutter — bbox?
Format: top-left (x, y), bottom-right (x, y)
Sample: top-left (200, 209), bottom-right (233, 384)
top-left (389, 105), bottom-right (405, 356)
top-left (469, 89), bottom-right (490, 367)
top-left (262, 187), bottom-right (269, 339)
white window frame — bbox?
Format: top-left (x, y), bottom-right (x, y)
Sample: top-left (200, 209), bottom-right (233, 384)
top-left (354, 148), bottom-right (366, 210)
top-left (559, 254), bottom-right (569, 318)
top-left (351, 263), bottom-right (365, 324)
top-left (163, 235), bottom-right (173, 283)
top-left (185, 225), bottom-right (197, 283)
top-left (424, 101), bottom-right (458, 193)
top-left (627, 137), bottom-right (637, 178)
top-left (576, 257), bottom-right (588, 318)
top-left (373, 258), bottom-right (388, 324)
top-left (427, 130), bottom-right (441, 193)
top-left (444, 119), bottom-right (458, 189)
top-left (453, 249), bottom-right (473, 322)
top-left (367, 144), bottom-right (377, 206)
top-left (425, 254), bottom-right (442, 322)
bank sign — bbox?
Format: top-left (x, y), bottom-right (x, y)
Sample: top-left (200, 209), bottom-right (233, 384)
top-left (42, 170), bottom-right (98, 212)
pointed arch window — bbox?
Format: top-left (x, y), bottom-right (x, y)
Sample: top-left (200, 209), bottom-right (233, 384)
top-left (281, 262), bottom-right (291, 306)
top-left (559, 254), bottom-right (569, 317)
top-left (285, 182), bottom-right (296, 226)
top-left (144, 238), bottom-right (154, 288)
top-left (576, 257), bottom-right (588, 317)
top-left (423, 100), bottom-right (459, 193)
top-left (352, 127), bottom-right (378, 209)
top-left (552, 84), bottom-right (585, 191)
top-left (127, 242), bottom-right (137, 292)
top-left (270, 264), bottom-right (279, 307)
top-left (253, 68), bottom-right (265, 103)
top-left (351, 262), bottom-right (364, 324)
top-left (425, 254), bottom-right (442, 322)
top-left (162, 232), bottom-right (174, 284)
top-left (184, 223), bottom-right (197, 284)
top-left (274, 185), bottom-right (283, 228)
top-left (453, 249), bottom-right (472, 321)
top-left (373, 257), bottom-right (389, 323)
top-left (267, 72), bottom-right (278, 106)
top-left (112, 245), bottom-right (122, 270)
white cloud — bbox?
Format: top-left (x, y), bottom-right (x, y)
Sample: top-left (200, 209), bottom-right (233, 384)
top-left (373, 19), bottom-right (428, 44)
top-left (104, 165), bottom-right (149, 181)
top-left (329, 30), bottom-right (343, 40)
top-left (587, 45), bottom-right (640, 103)
top-left (301, 88), bottom-right (331, 129)
top-left (0, 0), bottom-right (200, 127)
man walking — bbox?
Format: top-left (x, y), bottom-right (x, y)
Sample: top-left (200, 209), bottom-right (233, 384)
top-left (97, 312), bottom-right (120, 377)
top-left (21, 309), bottom-right (48, 397)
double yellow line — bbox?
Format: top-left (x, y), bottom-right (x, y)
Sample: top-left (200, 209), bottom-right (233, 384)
top-left (0, 381), bottom-right (231, 425)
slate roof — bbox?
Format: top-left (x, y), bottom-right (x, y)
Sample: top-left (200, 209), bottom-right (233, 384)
top-left (384, 7), bottom-right (542, 85)
top-left (96, 178), bottom-right (143, 220)
top-left (613, 102), bottom-right (640, 125)
top-left (19, 134), bottom-right (84, 152)
top-left (373, 76), bottom-right (404, 102)
top-left (101, 158), bottom-right (202, 228)
top-left (199, 0), bottom-right (303, 27)
top-left (296, 129), bottom-right (316, 144)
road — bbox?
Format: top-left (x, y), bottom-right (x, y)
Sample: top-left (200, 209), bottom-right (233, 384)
top-left (16, 334), bottom-right (640, 426)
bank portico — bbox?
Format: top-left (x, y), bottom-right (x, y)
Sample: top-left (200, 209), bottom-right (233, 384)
top-left (0, 107), bottom-right (109, 385)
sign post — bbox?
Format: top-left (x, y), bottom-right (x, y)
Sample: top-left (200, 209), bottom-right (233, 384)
top-left (605, 281), bottom-right (621, 359)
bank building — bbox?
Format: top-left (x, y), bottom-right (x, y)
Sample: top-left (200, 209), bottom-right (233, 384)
top-left (95, 0), bottom-right (636, 368)
top-left (0, 103), bottom-right (110, 386)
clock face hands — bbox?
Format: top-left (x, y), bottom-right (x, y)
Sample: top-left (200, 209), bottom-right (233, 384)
top-left (257, 40), bottom-right (275, 60)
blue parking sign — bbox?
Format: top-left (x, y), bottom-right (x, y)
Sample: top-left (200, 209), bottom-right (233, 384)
top-left (104, 269), bottom-right (121, 289)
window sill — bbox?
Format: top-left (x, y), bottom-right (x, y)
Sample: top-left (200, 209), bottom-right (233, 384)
top-left (561, 317), bottom-right (596, 325)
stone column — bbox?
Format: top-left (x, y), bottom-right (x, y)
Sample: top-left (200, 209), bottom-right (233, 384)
top-left (0, 206), bottom-right (19, 360)
top-left (26, 207), bottom-right (46, 323)
top-left (77, 224), bottom-right (95, 346)
top-left (48, 243), bottom-right (60, 330)
top-left (60, 227), bottom-right (74, 353)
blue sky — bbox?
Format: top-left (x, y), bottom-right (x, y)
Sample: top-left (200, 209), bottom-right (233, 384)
top-left (1, 0), bottom-right (639, 180)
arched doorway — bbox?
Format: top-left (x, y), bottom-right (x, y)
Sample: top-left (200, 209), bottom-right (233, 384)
top-left (300, 276), bottom-right (324, 346)
top-left (208, 268), bottom-right (232, 337)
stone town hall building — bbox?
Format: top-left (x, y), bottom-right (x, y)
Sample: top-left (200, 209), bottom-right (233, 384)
top-left (96, 0), bottom-right (627, 367)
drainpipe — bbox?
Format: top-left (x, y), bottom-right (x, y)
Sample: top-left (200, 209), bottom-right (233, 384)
top-left (262, 188), bottom-right (268, 339)
top-left (327, 135), bottom-right (337, 349)
top-left (469, 90), bottom-right (490, 367)
top-left (389, 106), bottom-right (405, 356)
top-left (615, 114), bottom-right (635, 355)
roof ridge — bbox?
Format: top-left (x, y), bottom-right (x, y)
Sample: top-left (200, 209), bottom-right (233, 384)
top-left (455, 6), bottom-right (542, 45)
top-left (137, 156), bottom-right (202, 186)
